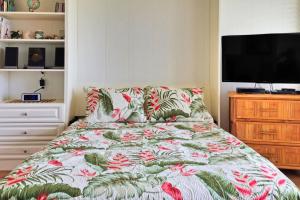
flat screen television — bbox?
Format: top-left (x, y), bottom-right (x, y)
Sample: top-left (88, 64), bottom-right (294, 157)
top-left (222, 33), bottom-right (300, 83)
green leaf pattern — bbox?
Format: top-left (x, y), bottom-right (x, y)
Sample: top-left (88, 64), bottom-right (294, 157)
top-left (0, 120), bottom-right (299, 200)
top-left (86, 87), bottom-right (146, 123)
top-left (144, 86), bottom-right (214, 122)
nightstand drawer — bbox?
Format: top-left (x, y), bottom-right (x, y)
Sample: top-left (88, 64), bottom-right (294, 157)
top-left (234, 122), bottom-right (300, 144)
top-left (0, 105), bottom-right (64, 122)
top-left (0, 123), bottom-right (64, 137)
top-left (235, 99), bottom-right (285, 120)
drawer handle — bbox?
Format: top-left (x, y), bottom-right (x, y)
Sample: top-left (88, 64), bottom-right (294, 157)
top-left (259, 130), bottom-right (277, 135)
top-left (21, 112), bottom-right (28, 117)
top-left (23, 150), bottom-right (28, 154)
top-left (23, 131), bottom-right (28, 135)
top-left (259, 108), bottom-right (278, 113)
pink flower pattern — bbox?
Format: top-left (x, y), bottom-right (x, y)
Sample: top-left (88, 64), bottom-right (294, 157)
top-left (78, 169), bottom-right (96, 178)
top-left (121, 132), bottom-right (139, 142)
top-left (107, 154), bottom-right (132, 171)
top-left (139, 151), bottom-right (156, 162)
top-left (170, 164), bottom-right (198, 176)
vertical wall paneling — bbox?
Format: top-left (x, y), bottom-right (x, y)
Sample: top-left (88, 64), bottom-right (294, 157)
top-left (209, 0), bottom-right (220, 122)
top-left (74, 0), bottom-right (214, 116)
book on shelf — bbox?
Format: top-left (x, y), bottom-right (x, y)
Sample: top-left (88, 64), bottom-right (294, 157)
top-left (0, 0), bottom-right (3, 12)
top-left (1, 0), bottom-right (16, 12)
top-left (0, 16), bottom-right (10, 39)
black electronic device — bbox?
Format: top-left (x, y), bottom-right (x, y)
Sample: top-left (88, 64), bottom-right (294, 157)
top-left (55, 47), bottom-right (64, 67)
top-left (21, 93), bottom-right (41, 102)
top-left (222, 33), bottom-right (300, 83)
top-left (236, 88), bottom-right (266, 94)
top-left (28, 48), bottom-right (45, 68)
top-left (4, 47), bottom-right (18, 68)
top-left (271, 88), bottom-right (297, 94)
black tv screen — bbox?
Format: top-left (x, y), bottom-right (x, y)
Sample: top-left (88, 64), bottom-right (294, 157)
top-left (222, 33), bottom-right (300, 83)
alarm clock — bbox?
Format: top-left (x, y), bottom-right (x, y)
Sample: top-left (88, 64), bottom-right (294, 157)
top-left (21, 93), bottom-right (41, 102)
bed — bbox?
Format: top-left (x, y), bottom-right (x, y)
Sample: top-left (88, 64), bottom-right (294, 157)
top-left (0, 87), bottom-right (299, 200)
top-left (0, 120), bottom-right (299, 200)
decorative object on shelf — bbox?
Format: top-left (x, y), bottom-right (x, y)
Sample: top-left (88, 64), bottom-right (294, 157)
top-left (0, 0), bottom-right (3, 11)
top-left (1, 0), bottom-right (7, 12)
top-left (23, 30), bottom-right (34, 39)
top-left (3, 28), bottom-right (9, 38)
top-left (7, 0), bottom-right (15, 11)
top-left (0, 17), bottom-right (11, 39)
top-left (45, 34), bottom-right (59, 40)
top-left (55, 2), bottom-right (65, 12)
top-left (10, 30), bottom-right (23, 39)
top-left (4, 47), bottom-right (18, 68)
top-left (59, 29), bottom-right (64, 39)
top-left (35, 30), bottom-right (44, 39)
top-left (28, 47), bottom-right (45, 68)
top-left (27, 0), bottom-right (40, 12)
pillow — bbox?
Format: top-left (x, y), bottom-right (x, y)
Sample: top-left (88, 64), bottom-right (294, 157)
top-left (144, 86), bottom-right (213, 122)
top-left (86, 87), bottom-right (146, 123)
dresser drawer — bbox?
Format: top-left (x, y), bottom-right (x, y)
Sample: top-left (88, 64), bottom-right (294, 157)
top-left (234, 122), bottom-right (300, 144)
top-left (248, 144), bottom-right (282, 165)
top-left (235, 99), bottom-right (285, 120)
top-left (0, 104), bottom-right (64, 122)
top-left (248, 144), bottom-right (300, 168)
top-left (0, 123), bottom-right (64, 137)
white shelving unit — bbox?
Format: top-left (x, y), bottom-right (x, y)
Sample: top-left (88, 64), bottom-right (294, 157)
top-left (0, 1), bottom-right (65, 102)
top-left (0, 0), bottom-right (70, 170)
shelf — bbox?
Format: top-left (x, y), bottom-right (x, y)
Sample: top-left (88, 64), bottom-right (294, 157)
top-left (0, 99), bottom-right (64, 105)
top-left (0, 12), bottom-right (65, 20)
top-left (0, 69), bottom-right (64, 72)
top-left (0, 39), bottom-right (64, 44)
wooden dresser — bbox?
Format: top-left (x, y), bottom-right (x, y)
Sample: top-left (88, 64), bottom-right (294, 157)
top-left (229, 92), bottom-right (300, 170)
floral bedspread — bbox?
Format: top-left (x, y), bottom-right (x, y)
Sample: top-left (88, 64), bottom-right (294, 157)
top-left (0, 121), bottom-right (299, 200)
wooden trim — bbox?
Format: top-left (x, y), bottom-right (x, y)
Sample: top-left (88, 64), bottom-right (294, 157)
top-left (229, 92), bottom-right (300, 100)
top-left (245, 141), bottom-right (300, 146)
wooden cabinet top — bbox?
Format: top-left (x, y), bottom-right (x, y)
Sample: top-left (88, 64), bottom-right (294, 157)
top-left (229, 92), bottom-right (300, 100)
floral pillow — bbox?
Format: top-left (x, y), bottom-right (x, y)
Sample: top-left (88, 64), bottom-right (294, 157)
top-left (144, 86), bottom-right (213, 122)
top-left (86, 87), bottom-right (146, 123)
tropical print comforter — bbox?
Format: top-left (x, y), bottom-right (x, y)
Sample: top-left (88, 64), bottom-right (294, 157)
top-left (0, 120), bottom-right (299, 200)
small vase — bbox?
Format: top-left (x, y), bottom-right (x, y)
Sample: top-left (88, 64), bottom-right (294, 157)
top-left (27, 0), bottom-right (41, 12)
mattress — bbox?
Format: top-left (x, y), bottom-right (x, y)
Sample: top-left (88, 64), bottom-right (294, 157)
top-left (0, 120), bottom-right (299, 200)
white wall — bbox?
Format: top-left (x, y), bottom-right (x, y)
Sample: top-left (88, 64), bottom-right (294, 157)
top-left (220, 0), bottom-right (300, 130)
top-left (73, 0), bottom-right (217, 117)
